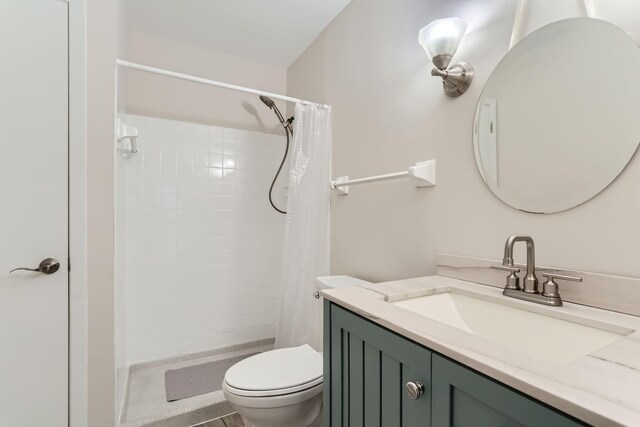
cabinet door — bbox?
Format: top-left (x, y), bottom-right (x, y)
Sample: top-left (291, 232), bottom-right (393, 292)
top-left (324, 301), bottom-right (431, 427)
top-left (431, 354), bottom-right (585, 427)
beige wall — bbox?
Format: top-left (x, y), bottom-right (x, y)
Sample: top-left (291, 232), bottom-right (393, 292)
top-left (288, 0), bottom-right (640, 282)
top-left (120, 30), bottom-right (288, 134)
top-left (86, 0), bottom-right (117, 425)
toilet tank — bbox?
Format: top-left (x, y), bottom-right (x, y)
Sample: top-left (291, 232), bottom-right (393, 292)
top-left (313, 276), bottom-right (372, 352)
top-left (315, 275), bottom-right (372, 292)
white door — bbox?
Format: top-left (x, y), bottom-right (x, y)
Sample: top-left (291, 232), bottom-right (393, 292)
top-left (0, 1), bottom-right (69, 425)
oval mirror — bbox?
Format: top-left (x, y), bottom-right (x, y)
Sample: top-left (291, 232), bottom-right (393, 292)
top-left (473, 18), bottom-right (640, 213)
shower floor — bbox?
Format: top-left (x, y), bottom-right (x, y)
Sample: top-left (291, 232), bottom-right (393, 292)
top-left (165, 353), bottom-right (258, 402)
top-left (119, 339), bottom-right (273, 427)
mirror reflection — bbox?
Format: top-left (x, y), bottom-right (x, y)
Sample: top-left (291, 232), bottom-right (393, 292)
top-left (474, 18), bottom-right (640, 213)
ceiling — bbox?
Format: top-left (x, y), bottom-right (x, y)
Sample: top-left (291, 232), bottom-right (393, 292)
top-left (125, 0), bottom-right (352, 67)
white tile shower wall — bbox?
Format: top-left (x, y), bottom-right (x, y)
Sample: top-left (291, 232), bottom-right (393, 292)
top-left (117, 114), bottom-right (289, 364)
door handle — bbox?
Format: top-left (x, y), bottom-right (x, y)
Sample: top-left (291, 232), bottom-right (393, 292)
top-left (10, 258), bottom-right (60, 275)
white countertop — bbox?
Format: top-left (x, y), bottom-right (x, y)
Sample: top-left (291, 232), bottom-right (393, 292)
top-left (321, 275), bottom-right (640, 427)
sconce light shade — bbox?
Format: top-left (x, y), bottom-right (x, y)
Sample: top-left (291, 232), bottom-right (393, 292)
top-left (418, 17), bottom-right (467, 70)
top-left (419, 17), bottom-right (473, 97)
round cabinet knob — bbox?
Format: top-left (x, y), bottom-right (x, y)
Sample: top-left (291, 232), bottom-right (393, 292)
top-left (405, 381), bottom-right (425, 400)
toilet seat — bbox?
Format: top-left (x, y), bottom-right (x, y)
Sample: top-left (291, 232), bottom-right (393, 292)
top-left (223, 344), bottom-right (323, 398)
top-left (223, 381), bottom-right (322, 410)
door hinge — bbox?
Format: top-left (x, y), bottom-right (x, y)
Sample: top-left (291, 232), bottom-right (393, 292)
top-left (68, 258), bottom-right (71, 272)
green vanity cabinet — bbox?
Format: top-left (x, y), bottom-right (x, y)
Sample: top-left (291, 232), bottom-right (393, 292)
top-left (324, 301), bottom-right (586, 427)
top-left (324, 302), bottom-right (432, 427)
top-left (431, 354), bottom-right (583, 426)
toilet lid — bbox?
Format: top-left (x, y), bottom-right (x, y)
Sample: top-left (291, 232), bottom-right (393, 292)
top-left (224, 345), bottom-right (322, 396)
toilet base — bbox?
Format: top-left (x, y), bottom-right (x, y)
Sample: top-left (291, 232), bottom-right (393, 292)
top-left (224, 388), bottom-right (322, 427)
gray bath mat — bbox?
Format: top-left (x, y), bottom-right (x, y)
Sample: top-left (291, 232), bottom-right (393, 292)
top-left (165, 353), bottom-right (258, 402)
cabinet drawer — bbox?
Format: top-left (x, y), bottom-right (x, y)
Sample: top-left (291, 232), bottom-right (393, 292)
top-left (324, 301), bottom-right (432, 427)
top-left (431, 354), bottom-right (585, 427)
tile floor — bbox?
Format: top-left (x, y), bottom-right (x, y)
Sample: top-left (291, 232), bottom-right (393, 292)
top-left (197, 413), bottom-right (244, 427)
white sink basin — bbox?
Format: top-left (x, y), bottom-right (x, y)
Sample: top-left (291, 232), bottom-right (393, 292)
top-left (391, 289), bottom-right (632, 364)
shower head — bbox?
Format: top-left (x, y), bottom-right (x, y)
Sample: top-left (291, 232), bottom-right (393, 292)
top-left (260, 95), bottom-right (276, 109)
top-left (259, 95), bottom-right (293, 140)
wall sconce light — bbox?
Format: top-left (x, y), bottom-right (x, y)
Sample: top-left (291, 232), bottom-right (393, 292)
top-left (419, 17), bottom-right (473, 97)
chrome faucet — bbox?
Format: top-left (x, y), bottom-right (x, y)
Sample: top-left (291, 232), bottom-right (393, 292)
top-left (492, 236), bottom-right (582, 306)
top-left (502, 236), bottom-right (538, 293)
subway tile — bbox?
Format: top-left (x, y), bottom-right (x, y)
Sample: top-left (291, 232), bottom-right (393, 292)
top-left (223, 140), bottom-right (237, 155)
top-left (179, 137), bottom-right (195, 155)
top-left (143, 160), bottom-right (162, 178)
top-left (160, 208), bottom-right (179, 224)
top-left (179, 121), bottom-right (195, 137)
top-left (222, 168), bottom-right (236, 183)
top-left (159, 136), bottom-right (175, 152)
top-left (234, 155), bottom-right (253, 170)
top-left (177, 237), bottom-right (232, 253)
top-left (208, 125), bottom-right (223, 141)
top-left (193, 138), bottom-right (209, 153)
top-left (117, 114), bottom-right (289, 364)
top-left (208, 140), bottom-right (224, 154)
top-left (160, 194), bottom-right (178, 209)
top-left (207, 168), bottom-right (224, 183)
top-left (193, 166), bottom-right (209, 180)
top-left (178, 179), bottom-right (207, 195)
top-left (178, 151), bottom-right (195, 167)
top-left (223, 127), bottom-right (240, 142)
top-left (206, 196), bottom-right (234, 210)
top-left (161, 150), bottom-right (179, 168)
top-left (193, 151), bottom-right (208, 167)
top-left (159, 180), bottom-right (178, 194)
top-left (207, 181), bottom-right (233, 196)
top-left (163, 118), bottom-right (182, 135)
top-left (235, 183), bottom-right (258, 197)
top-left (209, 153), bottom-right (223, 168)
top-left (177, 164), bottom-right (194, 180)
top-left (223, 155), bottom-right (237, 169)
top-left (144, 116), bottom-right (163, 133)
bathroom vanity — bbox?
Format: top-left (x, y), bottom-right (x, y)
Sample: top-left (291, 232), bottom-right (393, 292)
top-left (321, 276), bottom-right (640, 427)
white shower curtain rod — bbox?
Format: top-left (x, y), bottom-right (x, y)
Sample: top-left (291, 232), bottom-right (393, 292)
top-left (116, 59), bottom-right (327, 107)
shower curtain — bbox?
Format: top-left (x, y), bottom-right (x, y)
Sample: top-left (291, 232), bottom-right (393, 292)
top-left (274, 102), bottom-right (332, 351)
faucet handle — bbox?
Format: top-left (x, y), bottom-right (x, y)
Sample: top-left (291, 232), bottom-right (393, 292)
top-left (491, 265), bottom-right (521, 290)
top-left (541, 272), bottom-right (582, 298)
top-left (542, 272), bottom-right (582, 282)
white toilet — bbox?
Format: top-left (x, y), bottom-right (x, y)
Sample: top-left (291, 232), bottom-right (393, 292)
top-left (222, 275), bottom-right (371, 427)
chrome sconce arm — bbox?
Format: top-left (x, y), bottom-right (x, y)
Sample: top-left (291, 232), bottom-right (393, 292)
top-left (430, 61), bottom-right (474, 97)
